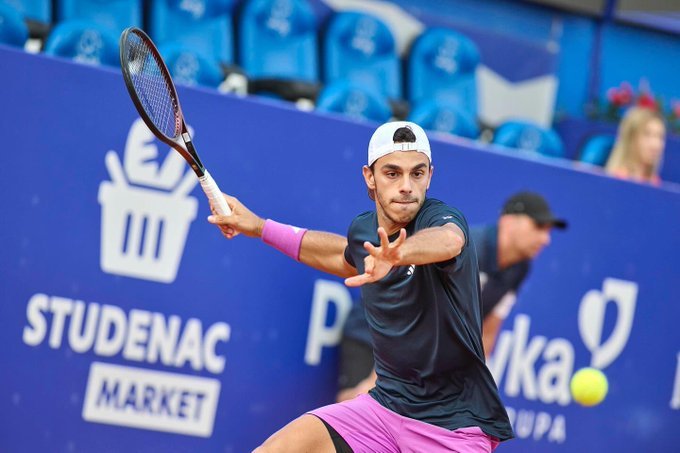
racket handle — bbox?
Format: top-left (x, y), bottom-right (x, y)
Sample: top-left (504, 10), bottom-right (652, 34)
top-left (199, 171), bottom-right (232, 216)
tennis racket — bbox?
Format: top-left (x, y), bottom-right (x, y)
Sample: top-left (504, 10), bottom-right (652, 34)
top-left (119, 27), bottom-right (231, 215)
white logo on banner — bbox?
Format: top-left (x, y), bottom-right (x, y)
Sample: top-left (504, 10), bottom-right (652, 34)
top-left (487, 278), bottom-right (639, 444)
top-left (83, 362), bottom-right (220, 437)
top-left (98, 119), bottom-right (198, 283)
top-left (23, 294), bottom-right (230, 437)
top-left (305, 280), bottom-right (353, 366)
top-left (578, 278), bottom-right (638, 369)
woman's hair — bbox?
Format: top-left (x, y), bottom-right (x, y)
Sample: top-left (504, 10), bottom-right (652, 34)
top-left (605, 106), bottom-right (665, 174)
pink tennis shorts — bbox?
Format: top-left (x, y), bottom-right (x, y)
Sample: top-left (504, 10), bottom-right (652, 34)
top-left (309, 394), bottom-right (500, 452)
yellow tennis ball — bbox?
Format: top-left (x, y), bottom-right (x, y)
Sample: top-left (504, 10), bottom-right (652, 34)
top-left (570, 367), bottom-right (608, 407)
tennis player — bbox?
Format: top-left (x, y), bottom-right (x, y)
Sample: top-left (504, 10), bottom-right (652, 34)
top-left (208, 121), bottom-right (513, 452)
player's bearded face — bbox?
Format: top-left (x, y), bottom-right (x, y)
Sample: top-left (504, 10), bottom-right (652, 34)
top-left (367, 151), bottom-right (432, 228)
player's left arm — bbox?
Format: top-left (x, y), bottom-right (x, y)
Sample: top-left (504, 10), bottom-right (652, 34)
top-left (345, 223), bottom-right (464, 287)
top-left (397, 223), bottom-right (465, 265)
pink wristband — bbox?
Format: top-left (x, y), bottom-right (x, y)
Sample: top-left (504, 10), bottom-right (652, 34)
top-left (261, 219), bottom-right (308, 261)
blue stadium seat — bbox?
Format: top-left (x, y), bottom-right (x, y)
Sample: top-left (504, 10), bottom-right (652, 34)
top-left (149, 0), bottom-right (234, 64)
top-left (579, 134), bottom-right (615, 166)
top-left (408, 100), bottom-right (479, 139)
top-left (0, 3), bottom-right (28, 47)
top-left (492, 121), bottom-right (565, 158)
top-left (323, 11), bottom-right (400, 99)
top-left (57, 0), bottom-right (141, 33)
top-left (316, 82), bottom-right (392, 123)
top-left (408, 27), bottom-right (480, 114)
top-left (159, 43), bottom-right (224, 89)
top-left (44, 21), bottom-right (119, 67)
top-left (1, 0), bottom-right (51, 22)
top-left (238, 0), bottom-right (318, 82)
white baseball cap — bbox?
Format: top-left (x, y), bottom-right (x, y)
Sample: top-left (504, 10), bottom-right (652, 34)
top-left (367, 121), bottom-right (431, 166)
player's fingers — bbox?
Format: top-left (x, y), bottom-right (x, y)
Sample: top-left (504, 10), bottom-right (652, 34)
top-left (345, 273), bottom-right (371, 287)
top-left (208, 214), bottom-right (232, 225)
top-left (363, 241), bottom-right (377, 255)
top-left (377, 227), bottom-right (389, 249)
top-left (391, 228), bottom-right (407, 248)
top-left (222, 194), bottom-right (240, 211)
top-left (364, 258), bottom-right (374, 274)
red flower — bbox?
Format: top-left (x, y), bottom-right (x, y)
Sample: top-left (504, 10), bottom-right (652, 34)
top-left (607, 88), bottom-right (632, 107)
top-left (637, 92), bottom-right (657, 110)
top-left (597, 81), bottom-right (680, 131)
top-left (606, 87), bottom-right (618, 102)
top-left (618, 89), bottom-right (632, 105)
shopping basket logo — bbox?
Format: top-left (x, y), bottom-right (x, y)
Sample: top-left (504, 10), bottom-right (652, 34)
top-left (98, 119), bottom-right (198, 283)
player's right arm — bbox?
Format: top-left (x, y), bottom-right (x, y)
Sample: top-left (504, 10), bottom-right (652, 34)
top-left (298, 231), bottom-right (357, 278)
top-left (208, 194), bottom-right (357, 278)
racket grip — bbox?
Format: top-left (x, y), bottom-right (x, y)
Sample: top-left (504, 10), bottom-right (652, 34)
top-left (199, 171), bottom-right (232, 216)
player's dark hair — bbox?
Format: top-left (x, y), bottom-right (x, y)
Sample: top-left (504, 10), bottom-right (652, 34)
top-left (393, 126), bottom-right (417, 143)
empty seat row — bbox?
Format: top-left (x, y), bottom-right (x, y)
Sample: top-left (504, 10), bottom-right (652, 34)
top-left (315, 81), bottom-right (567, 158)
top-left (1, 0), bottom-right (51, 23)
top-left (1, 1), bottom-right (479, 109)
top-left (0, 0), bottom-right (138, 31)
top-left (0, 1), bottom-right (571, 161)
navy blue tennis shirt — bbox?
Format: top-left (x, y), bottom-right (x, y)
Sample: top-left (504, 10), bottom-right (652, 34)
top-left (343, 198), bottom-right (514, 441)
top-left (343, 226), bottom-right (531, 342)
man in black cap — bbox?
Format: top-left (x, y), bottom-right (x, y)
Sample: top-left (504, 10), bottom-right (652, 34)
top-left (474, 191), bottom-right (567, 355)
top-left (337, 191), bottom-right (567, 402)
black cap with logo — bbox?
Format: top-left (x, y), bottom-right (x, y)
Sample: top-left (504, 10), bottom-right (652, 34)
top-left (502, 192), bottom-right (568, 229)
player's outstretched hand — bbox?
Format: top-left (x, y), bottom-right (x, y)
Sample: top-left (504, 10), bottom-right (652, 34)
top-left (208, 194), bottom-right (265, 240)
top-left (345, 227), bottom-right (406, 287)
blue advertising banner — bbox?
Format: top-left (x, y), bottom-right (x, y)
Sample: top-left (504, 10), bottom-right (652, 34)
top-left (1, 47), bottom-right (679, 452)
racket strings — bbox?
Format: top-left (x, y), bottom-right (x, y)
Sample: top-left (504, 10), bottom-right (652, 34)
top-left (124, 33), bottom-right (180, 139)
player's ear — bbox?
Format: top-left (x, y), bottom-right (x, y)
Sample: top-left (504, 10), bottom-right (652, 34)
top-left (362, 165), bottom-right (375, 190)
top-left (427, 165), bottom-right (434, 190)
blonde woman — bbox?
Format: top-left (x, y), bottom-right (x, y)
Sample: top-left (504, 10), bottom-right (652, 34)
top-left (606, 106), bottom-right (666, 185)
